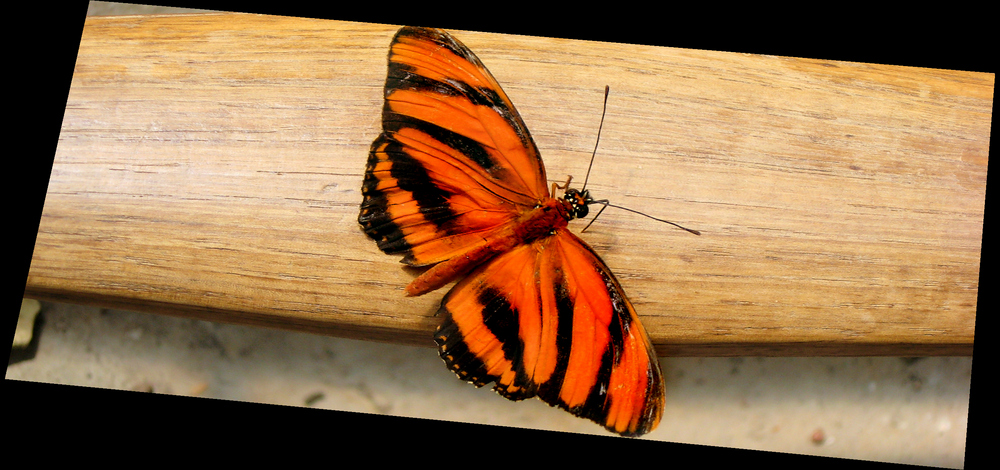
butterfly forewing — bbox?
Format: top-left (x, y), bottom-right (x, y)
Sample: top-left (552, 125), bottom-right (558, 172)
top-left (360, 27), bottom-right (552, 267)
top-left (386, 27), bottom-right (548, 196)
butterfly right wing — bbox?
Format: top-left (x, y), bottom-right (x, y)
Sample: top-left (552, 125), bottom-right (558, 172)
top-left (360, 26), bottom-right (550, 269)
top-left (434, 228), bottom-right (665, 436)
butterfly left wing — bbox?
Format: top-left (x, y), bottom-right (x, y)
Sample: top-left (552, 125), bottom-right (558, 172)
top-left (360, 27), bottom-right (551, 274)
top-left (433, 227), bottom-right (664, 436)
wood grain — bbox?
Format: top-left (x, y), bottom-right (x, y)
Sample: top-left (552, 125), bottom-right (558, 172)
top-left (27, 13), bottom-right (989, 356)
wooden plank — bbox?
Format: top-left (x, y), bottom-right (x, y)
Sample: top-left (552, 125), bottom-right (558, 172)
top-left (27, 13), bottom-right (988, 356)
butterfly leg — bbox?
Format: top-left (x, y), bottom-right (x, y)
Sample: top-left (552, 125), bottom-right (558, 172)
top-left (581, 199), bottom-right (610, 232)
top-left (552, 175), bottom-right (574, 197)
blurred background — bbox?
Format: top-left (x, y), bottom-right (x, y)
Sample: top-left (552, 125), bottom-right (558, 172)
top-left (10, 3), bottom-right (972, 467)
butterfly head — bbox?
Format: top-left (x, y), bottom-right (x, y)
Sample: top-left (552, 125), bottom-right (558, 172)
top-left (562, 187), bottom-right (594, 220)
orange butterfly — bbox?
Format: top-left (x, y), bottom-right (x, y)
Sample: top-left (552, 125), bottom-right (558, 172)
top-left (359, 26), bottom-right (665, 436)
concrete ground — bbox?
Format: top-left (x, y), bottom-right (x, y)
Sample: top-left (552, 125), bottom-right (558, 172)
top-left (9, 299), bottom-right (970, 467)
top-left (11, 3), bottom-right (972, 467)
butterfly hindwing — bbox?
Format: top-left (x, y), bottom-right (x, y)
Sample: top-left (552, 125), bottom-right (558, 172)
top-left (434, 228), bottom-right (665, 436)
top-left (359, 26), bottom-right (549, 267)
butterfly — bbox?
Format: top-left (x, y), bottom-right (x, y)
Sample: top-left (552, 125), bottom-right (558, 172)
top-left (359, 26), bottom-right (665, 436)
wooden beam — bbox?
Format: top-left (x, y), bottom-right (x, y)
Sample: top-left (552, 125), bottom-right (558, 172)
top-left (28, 13), bottom-right (988, 356)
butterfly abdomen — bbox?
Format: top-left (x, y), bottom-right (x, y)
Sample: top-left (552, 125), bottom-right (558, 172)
top-left (405, 198), bottom-right (572, 296)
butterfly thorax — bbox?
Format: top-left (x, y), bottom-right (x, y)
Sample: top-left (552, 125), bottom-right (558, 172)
top-left (515, 197), bottom-right (572, 241)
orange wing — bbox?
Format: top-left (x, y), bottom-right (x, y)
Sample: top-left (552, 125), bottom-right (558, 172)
top-left (434, 227), bottom-right (664, 436)
top-left (359, 26), bottom-right (665, 436)
top-left (359, 26), bottom-right (549, 271)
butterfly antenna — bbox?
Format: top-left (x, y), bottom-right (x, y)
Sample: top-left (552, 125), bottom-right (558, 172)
top-left (581, 85), bottom-right (610, 192)
top-left (583, 200), bottom-right (701, 235)
top-left (579, 86), bottom-right (700, 237)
